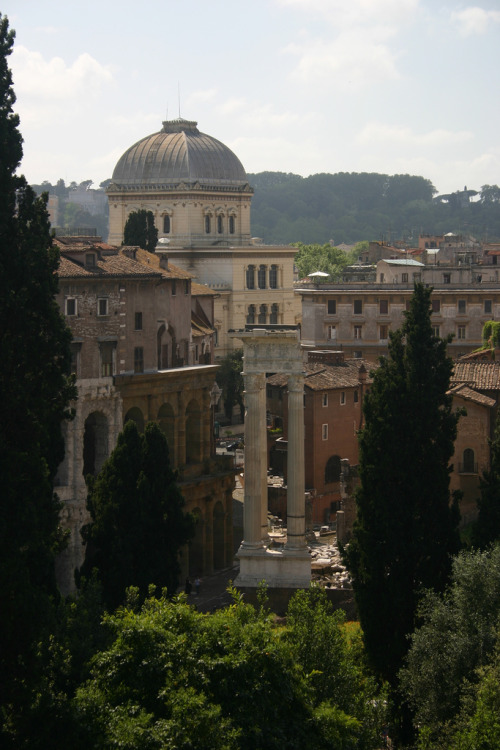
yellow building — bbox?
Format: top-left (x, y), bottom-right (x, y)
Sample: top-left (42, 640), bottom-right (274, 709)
top-left (107, 118), bottom-right (300, 356)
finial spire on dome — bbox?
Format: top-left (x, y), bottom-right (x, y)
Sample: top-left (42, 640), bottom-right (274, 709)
top-left (161, 118), bottom-right (199, 134)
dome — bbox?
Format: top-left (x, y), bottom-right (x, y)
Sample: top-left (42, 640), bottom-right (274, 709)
top-left (111, 118), bottom-right (248, 188)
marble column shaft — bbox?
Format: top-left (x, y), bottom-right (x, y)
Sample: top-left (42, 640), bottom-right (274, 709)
top-left (285, 372), bottom-right (306, 551)
top-left (241, 372), bottom-right (266, 549)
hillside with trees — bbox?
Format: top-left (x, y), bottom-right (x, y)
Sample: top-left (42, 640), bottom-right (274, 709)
top-left (248, 171), bottom-right (500, 245)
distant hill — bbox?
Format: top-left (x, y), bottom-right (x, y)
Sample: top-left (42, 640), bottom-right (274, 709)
top-left (247, 171), bottom-right (500, 245)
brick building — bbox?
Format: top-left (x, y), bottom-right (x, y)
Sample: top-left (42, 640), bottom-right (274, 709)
top-left (267, 350), bottom-right (373, 525)
top-left (54, 238), bottom-right (235, 594)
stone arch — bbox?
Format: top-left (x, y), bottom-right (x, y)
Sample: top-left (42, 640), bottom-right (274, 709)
top-left (185, 398), bottom-right (202, 463)
top-left (124, 406), bottom-right (145, 433)
top-left (213, 501), bottom-right (225, 570)
top-left (158, 402), bottom-right (175, 464)
top-left (325, 454), bottom-right (342, 485)
top-left (83, 411), bottom-right (109, 478)
top-left (190, 507), bottom-right (203, 576)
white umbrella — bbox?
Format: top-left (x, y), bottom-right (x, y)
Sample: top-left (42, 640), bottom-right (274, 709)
top-left (308, 270), bottom-right (329, 277)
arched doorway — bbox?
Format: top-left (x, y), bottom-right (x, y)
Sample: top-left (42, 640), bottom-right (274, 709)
top-left (190, 508), bottom-right (203, 576)
top-left (83, 411), bottom-right (109, 478)
top-left (158, 402), bottom-right (175, 465)
top-left (185, 399), bottom-right (202, 463)
top-left (124, 406), bottom-right (144, 433)
top-left (213, 501), bottom-right (225, 570)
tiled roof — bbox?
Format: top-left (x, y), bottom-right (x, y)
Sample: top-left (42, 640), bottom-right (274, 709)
top-left (267, 359), bottom-right (374, 391)
top-left (448, 384), bottom-right (496, 408)
top-left (131, 247), bottom-right (194, 280)
top-left (191, 281), bottom-right (216, 296)
top-left (451, 361), bottom-right (500, 391)
top-left (58, 252), bottom-right (161, 279)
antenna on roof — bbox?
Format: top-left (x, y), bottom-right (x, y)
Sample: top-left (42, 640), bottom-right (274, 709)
top-left (178, 83), bottom-right (181, 118)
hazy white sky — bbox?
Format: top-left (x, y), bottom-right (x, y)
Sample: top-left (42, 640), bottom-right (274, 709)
top-left (4, 0), bottom-right (500, 195)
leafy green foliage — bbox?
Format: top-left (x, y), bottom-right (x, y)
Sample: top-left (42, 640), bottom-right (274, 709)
top-left (400, 546), bottom-right (500, 746)
top-left (123, 209), bottom-right (158, 252)
top-left (80, 421), bottom-right (194, 610)
top-left (216, 348), bottom-right (244, 421)
top-left (482, 319), bottom-right (500, 348)
top-left (343, 283), bottom-right (461, 737)
top-left (72, 589), bottom-right (387, 749)
top-left (0, 14), bottom-right (76, 742)
top-left (293, 242), bottom-right (357, 280)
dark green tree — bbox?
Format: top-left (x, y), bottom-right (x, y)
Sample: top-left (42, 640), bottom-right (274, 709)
top-left (216, 348), bottom-right (244, 422)
top-left (472, 410), bottom-right (500, 549)
top-left (0, 13), bottom-right (76, 740)
top-left (80, 420), bottom-right (194, 610)
top-left (123, 208), bottom-right (158, 252)
top-left (343, 283), bottom-right (461, 732)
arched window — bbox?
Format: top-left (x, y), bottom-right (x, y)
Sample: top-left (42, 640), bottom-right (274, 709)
top-left (325, 455), bottom-right (341, 484)
top-left (247, 305), bottom-right (255, 324)
top-left (269, 264), bottom-right (278, 289)
top-left (163, 215), bottom-right (170, 234)
top-left (205, 215), bottom-right (211, 234)
top-left (229, 215), bottom-right (235, 234)
top-left (258, 304), bottom-right (267, 324)
top-left (217, 215), bottom-right (223, 234)
top-left (258, 264), bottom-right (267, 289)
top-left (246, 265), bottom-right (255, 290)
top-left (270, 303), bottom-right (279, 324)
top-left (462, 448), bottom-right (475, 473)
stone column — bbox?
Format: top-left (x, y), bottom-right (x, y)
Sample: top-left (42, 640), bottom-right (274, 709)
top-left (241, 372), bottom-right (266, 549)
top-left (260, 378), bottom-right (269, 541)
top-left (285, 372), bottom-right (306, 552)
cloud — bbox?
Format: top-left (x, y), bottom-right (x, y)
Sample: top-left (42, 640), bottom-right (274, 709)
top-left (357, 122), bottom-right (473, 147)
top-left (451, 6), bottom-right (500, 36)
top-left (11, 45), bottom-right (114, 101)
top-left (187, 88), bottom-right (218, 106)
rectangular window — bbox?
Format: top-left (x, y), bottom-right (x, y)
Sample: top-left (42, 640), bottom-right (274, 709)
top-left (380, 324), bottom-right (389, 340)
top-left (327, 299), bottom-right (336, 315)
top-left (354, 390), bottom-right (359, 403)
top-left (354, 299), bottom-right (362, 315)
top-left (65, 297), bottom-right (77, 316)
top-left (457, 325), bottom-right (466, 340)
top-left (135, 312), bottom-right (143, 330)
top-left (97, 298), bottom-right (108, 316)
top-left (401, 273), bottom-right (409, 283)
top-left (458, 299), bottom-right (466, 314)
top-left (431, 299), bottom-right (441, 313)
top-left (354, 325), bottom-right (362, 340)
top-left (354, 351), bottom-right (362, 359)
top-left (379, 299), bottom-right (388, 314)
top-left (134, 346), bottom-right (144, 373)
top-left (70, 343), bottom-right (81, 377)
top-left (322, 393), bottom-right (328, 407)
top-left (485, 300), bottom-right (492, 314)
top-left (171, 280), bottom-right (176, 296)
top-left (184, 279), bottom-right (189, 294)
top-left (322, 424), bottom-right (328, 440)
top-left (432, 325), bottom-right (440, 338)
top-left (413, 273), bottom-right (421, 282)
top-left (100, 342), bottom-right (115, 377)
top-left (340, 392), bottom-right (346, 405)
top-left (246, 265), bottom-right (255, 290)
top-left (443, 273), bottom-right (451, 284)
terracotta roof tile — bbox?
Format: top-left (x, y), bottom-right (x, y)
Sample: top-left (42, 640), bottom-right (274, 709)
top-left (448, 384), bottom-right (496, 408)
top-left (58, 252), bottom-right (161, 279)
top-left (451, 361), bottom-right (500, 391)
top-left (267, 359), bottom-right (374, 391)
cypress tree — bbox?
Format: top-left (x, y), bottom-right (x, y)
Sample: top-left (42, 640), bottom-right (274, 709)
top-left (344, 283), bottom-right (461, 689)
top-left (0, 13), bottom-right (76, 727)
top-left (472, 409), bottom-right (500, 548)
top-left (81, 421), bottom-right (195, 610)
top-left (123, 208), bottom-right (158, 252)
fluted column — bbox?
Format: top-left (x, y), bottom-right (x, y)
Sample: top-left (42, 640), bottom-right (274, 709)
top-left (285, 372), bottom-right (306, 551)
top-left (241, 372), bottom-right (266, 549)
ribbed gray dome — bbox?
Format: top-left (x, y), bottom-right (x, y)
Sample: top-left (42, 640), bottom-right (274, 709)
top-left (111, 118), bottom-right (248, 188)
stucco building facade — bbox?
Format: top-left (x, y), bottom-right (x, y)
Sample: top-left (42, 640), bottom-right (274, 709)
top-left (106, 118), bottom-right (300, 358)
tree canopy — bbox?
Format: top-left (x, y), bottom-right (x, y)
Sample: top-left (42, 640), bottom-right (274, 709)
top-left (216, 348), bottom-right (244, 422)
top-left (0, 12), bottom-right (76, 737)
top-left (343, 283), bottom-right (461, 737)
top-left (80, 420), bottom-right (194, 610)
top-left (293, 242), bottom-right (357, 280)
top-left (248, 171), bottom-right (500, 244)
top-left (123, 208), bottom-right (158, 252)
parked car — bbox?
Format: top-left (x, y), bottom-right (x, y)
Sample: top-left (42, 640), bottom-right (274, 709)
top-left (227, 440), bottom-right (244, 451)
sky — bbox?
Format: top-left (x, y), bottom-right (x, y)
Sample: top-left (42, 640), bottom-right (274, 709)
top-left (3, 0), bottom-right (500, 196)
